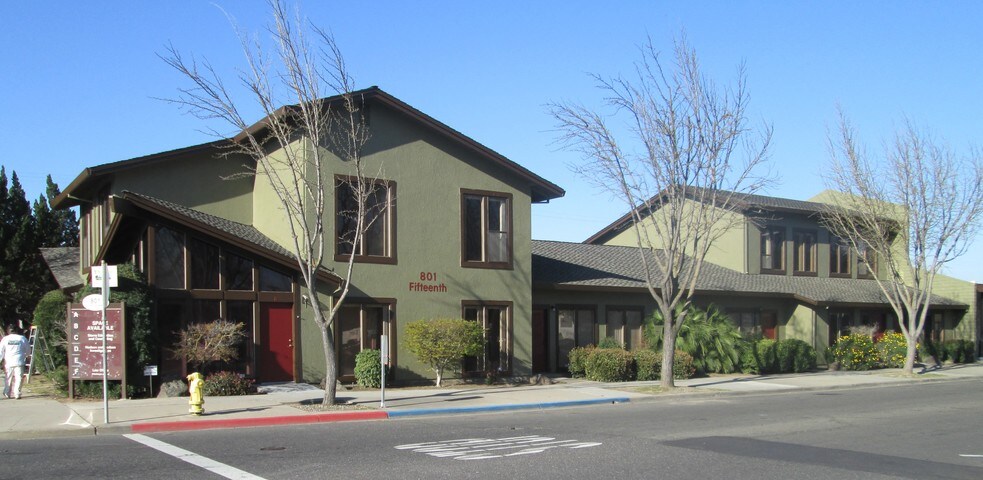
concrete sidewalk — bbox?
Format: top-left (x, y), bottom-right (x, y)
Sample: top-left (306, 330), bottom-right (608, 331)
top-left (3, 363), bottom-right (981, 439)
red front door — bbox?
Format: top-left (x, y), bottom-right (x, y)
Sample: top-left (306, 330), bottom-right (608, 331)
top-left (761, 311), bottom-right (777, 340)
top-left (259, 303), bottom-right (294, 382)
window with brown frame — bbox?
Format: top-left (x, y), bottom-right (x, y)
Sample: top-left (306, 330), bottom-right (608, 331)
top-left (557, 307), bottom-right (595, 369)
top-left (461, 190), bottom-right (512, 268)
top-left (829, 236), bottom-right (851, 277)
top-left (337, 301), bottom-right (394, 380)
top-left (606, 307), bottom-right (644, 350)
top-left (792, 229), bottom-right (817, 275)
top-left (760, 227), bottom-right (786, 274)
top-left (462, 302), bottom-right (512, 374)
top-left (335, 177), bottom-right (395, 263)
top-left (856, 242), bottom-right (876, 278)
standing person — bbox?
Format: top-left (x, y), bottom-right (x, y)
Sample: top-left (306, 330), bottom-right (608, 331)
top-left (0, 325), bottom-right (29, 399)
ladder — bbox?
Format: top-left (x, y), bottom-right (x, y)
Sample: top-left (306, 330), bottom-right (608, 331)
top-left (25, 325), bottom-right (56, 383)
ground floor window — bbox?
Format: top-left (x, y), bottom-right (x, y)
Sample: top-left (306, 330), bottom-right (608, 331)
top-left (730, 310), bottom-right (777, 340)
top-left (155, 298), bottom-right (257, 379)
top-left (557, 307), bottom-right (595, 369)
top-left (606, 307), bottom-right (644, 350)
top-left (462, 301), bottom-right (512, 375)
top-left (337, 301), bottom-right (395, 380)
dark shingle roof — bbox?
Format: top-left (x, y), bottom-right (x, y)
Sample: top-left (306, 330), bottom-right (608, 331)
top-left (120, 192), bottom-right (341, 284)
top-left (40, 247), bottom-right (84, 291)
top-left (124, 192), bottom-right (296, 259)
top-left (532, 240), bottom-right (965, 307)
top-left (586, 187), bottom-right (833, 244)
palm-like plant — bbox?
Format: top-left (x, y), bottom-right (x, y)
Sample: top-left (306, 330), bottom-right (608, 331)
top-left (644, 305), bottom-right (744, 374)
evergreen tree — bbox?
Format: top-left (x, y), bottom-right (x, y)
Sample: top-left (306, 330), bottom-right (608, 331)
top-left (45, 175), bottom-right (78, 246)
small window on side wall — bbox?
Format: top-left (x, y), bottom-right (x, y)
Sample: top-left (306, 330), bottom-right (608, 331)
top-left (461, 190), bottom-right (512, 268)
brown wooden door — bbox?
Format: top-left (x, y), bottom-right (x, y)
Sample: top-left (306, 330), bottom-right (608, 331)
top-left (258, 303), bottom-right (294, 382)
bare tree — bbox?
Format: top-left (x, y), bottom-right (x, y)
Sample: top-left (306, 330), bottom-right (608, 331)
top-left (549, 37), bottom-right (772, 388)
top-left (822, 113), bottom-right (983, 375)
top-left (161, 0), bottom-right (381, 405)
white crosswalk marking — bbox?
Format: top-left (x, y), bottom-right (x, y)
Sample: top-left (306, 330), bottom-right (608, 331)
top-left (125, 433), bottom-right (267, 480)
top-left (396, 435), bottom-right (602, 461)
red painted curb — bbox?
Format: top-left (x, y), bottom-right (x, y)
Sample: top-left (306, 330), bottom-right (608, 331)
top-left (130, 411), bottom-right (389, 433)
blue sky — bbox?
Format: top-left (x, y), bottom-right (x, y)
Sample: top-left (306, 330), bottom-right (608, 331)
top-left (3, 1), bottom-right (981, 281)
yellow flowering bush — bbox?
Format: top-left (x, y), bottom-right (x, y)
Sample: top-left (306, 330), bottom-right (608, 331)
top-left (875, 332), bottom-right (910, 368)
top-left (829, 334), bottom-right (880, 370)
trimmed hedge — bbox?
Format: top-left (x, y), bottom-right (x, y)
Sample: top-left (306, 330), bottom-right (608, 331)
top-left (741, 339), bottom-right (817, 374)
top-left (942, 339), bottom-right (975, 364)
top-left (583, 348), bottom-right (635, 382)
top-left (354, 349), bottom-right (383, 388)
top-left (568, 346), bottom-right (594, 377)
top-left (829, 334), bottom-right (880, 371)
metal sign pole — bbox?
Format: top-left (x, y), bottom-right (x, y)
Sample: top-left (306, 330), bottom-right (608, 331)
top-left (380, 335), bottom-right (388, 409)
top-left (101, 261), bottom-right (110, 425)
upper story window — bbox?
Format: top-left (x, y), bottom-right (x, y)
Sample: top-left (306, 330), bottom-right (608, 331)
top-left (336, 177), bottom-right (396, 264)
top-left (857, 242), bottom-right (876, 278)
top-left (760, 226), bottom-right (785, 274)
top-left (225, 252), bottom-right (254, 291)
top-left (792, 229), bottom-right (817, 275)
top-left (829, 236), bottom-right (851, 277)
top-left (155, 226), bottom-right (185, 289)
top-left (190, 237), bottom-right (220, 290)
top-left (462, 189), bottom-right (512, 268)
top-left (259, 265), bottom-right (292, 292)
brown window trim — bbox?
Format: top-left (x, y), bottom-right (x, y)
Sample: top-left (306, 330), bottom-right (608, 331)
top-left (759, 226), bottom-right (786, 275)
top-left (829, 237), bottom-right (852, 278)
top-left (462, 300), bottom-right (514, 376)
top-left (335, 298), bottom-right (397, 382)
top-left (792, 228), bottom-right (818, 276)
top-left (460, 188), bottom-right (513, 270)
top-left (334, 175), bottom-right (397, 265)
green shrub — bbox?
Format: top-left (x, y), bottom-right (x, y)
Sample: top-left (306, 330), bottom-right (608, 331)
top-left (405, 318), bottom-right (484, 387)
top-left (583, 348), bottom-right (634, 382)
top-left (72, 380), bottom-right (122, 399)
top-left (672, 350), bottom-right (697, 379)
top-left (876, 332), bottom-right (909, 368)
top-left (597, 336), bottom-right (623, 350)
top-left (567, 346), bottom-right (594, 378)
top-left (829, 334), bottom-right (879, 370)
top-left (774, 339), bottom-right (817, 373)
top-left (633, 349), bottom-right (660, 381)
top-left (942, 340), bottom-right (975, 364)
top-left (203, 371), bottom-right (254, 396)
top-left (741, 339), bottom-right (777, 374)
top-left (32, 289), bottom-right (71, 368)
top-left (354, 349), bottom-right (383, 388)
top-left (47, 365), bottom-right (69, 395)
top-left (644, 305), bottom-right (743, 374)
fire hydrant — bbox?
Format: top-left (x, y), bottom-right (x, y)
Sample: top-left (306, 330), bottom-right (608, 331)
top-left (187, 372), bottom-right (205, 416)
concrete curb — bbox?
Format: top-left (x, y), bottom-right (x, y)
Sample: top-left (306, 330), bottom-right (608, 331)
top-left (386, 397), bottom-right (632, 418)
top-left (128, 410), bottom-right (389, 433)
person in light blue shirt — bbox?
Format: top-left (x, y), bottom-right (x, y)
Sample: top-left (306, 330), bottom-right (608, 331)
top-left (0, 325), bottom-right (29, 399)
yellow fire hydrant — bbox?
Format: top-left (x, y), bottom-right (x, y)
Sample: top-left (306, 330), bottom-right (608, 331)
top-left (187, 372), bottom-right (205, 416)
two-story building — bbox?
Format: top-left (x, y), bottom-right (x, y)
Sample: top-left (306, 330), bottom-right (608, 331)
top-left (51, 87), bottom-right (564, 386)
top-left (530, 190), bottom-right (976, 371)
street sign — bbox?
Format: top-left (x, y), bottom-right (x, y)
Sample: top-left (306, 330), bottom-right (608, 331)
top-left (68, 305), bottom-right (125, 380)
top-left (143, 365), bottom-right (158, 376)
top-left (81, 293), bottom-right (107, 312)
top-left (90, 265), bottom-right (119, 288)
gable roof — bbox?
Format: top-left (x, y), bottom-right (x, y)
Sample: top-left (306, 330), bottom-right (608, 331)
top-left (53, 86), bottom-right (563, 209)
top-left (532, 240), bottom-right (965, 308)
top-left (585, 186), bottom-right (831, 245)
top-left (40, 247), bottom-right (85, 291)
top-left (113, 192), bottom-right (342, 286)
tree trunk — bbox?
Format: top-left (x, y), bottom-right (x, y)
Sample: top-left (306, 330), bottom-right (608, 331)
top-left (320, 324), bottom-right (337, 406)
top-left (661, 327), bottom-right (678, 389)
top-left (903, 333), bottom-right (918, 375)
top-left (435, 366), bottom-right (443, 387)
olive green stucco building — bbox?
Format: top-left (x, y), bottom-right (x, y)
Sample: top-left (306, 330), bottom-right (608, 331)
top-left (49, 87), bottom-right (979, 389)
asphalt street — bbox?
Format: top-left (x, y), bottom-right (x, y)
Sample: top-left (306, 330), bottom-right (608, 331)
top-left (2, 380), bottom-right (981, 479)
